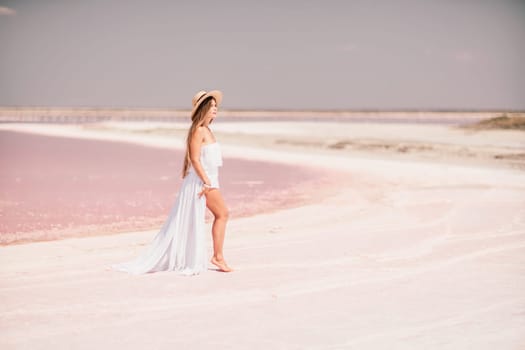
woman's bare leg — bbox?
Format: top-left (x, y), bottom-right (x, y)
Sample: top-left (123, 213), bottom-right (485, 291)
top-left (205, 189), bottom-right (232, 272)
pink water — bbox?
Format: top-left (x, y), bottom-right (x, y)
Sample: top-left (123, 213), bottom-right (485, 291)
top-left (0, 130), bottom-right (344, 245)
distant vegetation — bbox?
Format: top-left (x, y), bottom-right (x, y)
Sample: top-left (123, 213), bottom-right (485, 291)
top-left (467, 113), bottom-right (525, 130)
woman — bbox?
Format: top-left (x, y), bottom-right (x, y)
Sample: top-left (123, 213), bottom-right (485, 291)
top-left (112, 90), bottom-right (232, 275)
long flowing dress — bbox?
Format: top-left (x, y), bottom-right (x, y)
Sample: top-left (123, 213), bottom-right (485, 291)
top-left (112, 142), bottom-right (223, 276)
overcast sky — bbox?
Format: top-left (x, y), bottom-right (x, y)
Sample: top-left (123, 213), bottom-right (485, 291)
top-left (1, 0), bottom-right (524, 110)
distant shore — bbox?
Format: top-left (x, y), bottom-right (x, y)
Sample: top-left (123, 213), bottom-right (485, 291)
top-left (1, 107), bottom-right (523, 124)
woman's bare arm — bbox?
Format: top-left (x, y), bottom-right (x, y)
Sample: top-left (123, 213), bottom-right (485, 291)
top-left (189, 127), bottom-right (211, 185)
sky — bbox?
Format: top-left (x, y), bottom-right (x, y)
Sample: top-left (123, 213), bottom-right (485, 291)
top-left (0, 0), bottom-right (524, 110)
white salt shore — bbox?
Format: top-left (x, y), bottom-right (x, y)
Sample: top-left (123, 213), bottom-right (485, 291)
top-left (1, 121), bottom-right (524, 349)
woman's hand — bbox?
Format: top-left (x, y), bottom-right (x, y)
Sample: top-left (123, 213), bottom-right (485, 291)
top-left (198, 183), bottom-right (212, 198)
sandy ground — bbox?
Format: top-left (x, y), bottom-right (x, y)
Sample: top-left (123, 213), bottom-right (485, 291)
top-left (1, 121), bottom-right (525, 349)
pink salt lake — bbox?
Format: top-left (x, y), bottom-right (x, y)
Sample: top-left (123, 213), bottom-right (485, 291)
top-left (0, 130), bottom-right (343, 245)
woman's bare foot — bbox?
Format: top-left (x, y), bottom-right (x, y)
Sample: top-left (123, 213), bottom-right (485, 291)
top-left (211, 256), bottom-right (233, 272)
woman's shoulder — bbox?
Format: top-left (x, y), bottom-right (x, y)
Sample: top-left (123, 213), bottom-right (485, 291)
top-left (194, 126), bottom-right (213, 134)
top-left (195, 126), bottom-right (215, 139)
top-left (192, 126), bottom-right (207, 139)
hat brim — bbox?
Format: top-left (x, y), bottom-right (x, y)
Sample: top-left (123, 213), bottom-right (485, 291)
top-left (191, 90), bottom-right (223, 117)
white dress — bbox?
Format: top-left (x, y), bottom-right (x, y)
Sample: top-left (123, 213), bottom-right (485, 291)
top-left (112, 142), bottom-right (223, 276)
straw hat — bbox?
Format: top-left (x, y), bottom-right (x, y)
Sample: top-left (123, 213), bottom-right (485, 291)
top-left (191, 90), bottom-right (223, 118)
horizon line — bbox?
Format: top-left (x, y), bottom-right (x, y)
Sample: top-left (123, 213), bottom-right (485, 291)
top-left (0, 106), bottom-right (524, 114)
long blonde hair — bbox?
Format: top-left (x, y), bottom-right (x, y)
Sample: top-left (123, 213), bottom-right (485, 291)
top-left (182, 97), bottom-right (215, 178)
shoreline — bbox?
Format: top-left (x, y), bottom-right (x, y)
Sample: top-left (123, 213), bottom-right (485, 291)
top-left (1, 119), bottom-right (524, 171)
top-left (1, 121), bottom-right (523, 245)
top-left (1, 121), bottom-right (524, 180)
